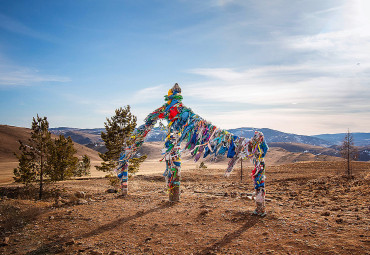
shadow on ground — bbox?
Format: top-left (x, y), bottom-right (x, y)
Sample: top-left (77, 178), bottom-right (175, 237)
top-left (26, 201), bottom-right (174, 255)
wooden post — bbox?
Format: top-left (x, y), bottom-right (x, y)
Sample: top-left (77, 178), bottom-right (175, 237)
top-left (240, 158), bottom-right (243, 183)
top-left (120, 163), bottom-right (128, 195)
top-left (168, 144), bottom-right (181, 202)
top-left (168, 166), bottom-right (180, 202)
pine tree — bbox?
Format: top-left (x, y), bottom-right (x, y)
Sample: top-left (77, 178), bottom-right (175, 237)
top-left (96, 106), bottom-right (146, 174)
top-left (47, 135), bottom-right (79, 181)
top-left (340, 130), bottom-right (358, 177)
top-left (13, 140), bottom-right (37, 184)
top-left (14, 115), bottom-right (51, 199)
top-left (76, 155), bottom-right (91, 177)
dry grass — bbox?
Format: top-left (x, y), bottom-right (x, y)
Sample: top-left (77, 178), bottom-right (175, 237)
top-left (0, 202), bottom-right (43, 238)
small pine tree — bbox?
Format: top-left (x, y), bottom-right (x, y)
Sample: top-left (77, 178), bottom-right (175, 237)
top-left (47, 135), bottom-right (79, 181)
top-left (340, 130), bottom-right (358, 177)
top-left (14, 115), bottom-right (51, 199)
top-left (96, 106), bottom-right (145, 174)
top-left (76, 155), bottom-right (91, 177)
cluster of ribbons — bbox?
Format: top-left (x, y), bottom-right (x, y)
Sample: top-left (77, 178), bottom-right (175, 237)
top-left (116, 84), bottom-right (268, 192)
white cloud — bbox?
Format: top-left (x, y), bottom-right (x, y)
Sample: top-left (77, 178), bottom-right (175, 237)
top-left (180, 61), bottom-right (370, 134)
top-left (0, 63), bottom-right (70, 86)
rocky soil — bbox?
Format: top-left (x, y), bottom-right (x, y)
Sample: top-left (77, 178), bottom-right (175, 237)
top-left (0, 161), bottom-right (369, 255)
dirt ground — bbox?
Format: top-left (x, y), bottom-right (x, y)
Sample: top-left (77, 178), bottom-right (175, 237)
top-left (0, 161), bottom-right (369, 255)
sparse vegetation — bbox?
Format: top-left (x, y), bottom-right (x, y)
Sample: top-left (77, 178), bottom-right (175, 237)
top-left (340, 130), bottom-right (358, 177)
top-left (76, 155), bottom-right (91, 177)
top-left (13, 115), bottom-right (91, 199)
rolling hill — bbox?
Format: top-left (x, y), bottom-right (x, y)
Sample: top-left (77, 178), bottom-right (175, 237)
top-left (0, 125), bottom-right (101, 162)
top-left (0, 125), bottom-right (103, 184)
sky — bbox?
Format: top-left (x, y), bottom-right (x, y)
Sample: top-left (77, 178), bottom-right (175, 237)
top-left (0, 0), bottom-right (369, 135)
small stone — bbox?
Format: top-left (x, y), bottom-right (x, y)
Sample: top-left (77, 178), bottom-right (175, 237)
top-left (1, 237), bottom-right (10, 246)
top-left (49, 216), bottom-right (55, 220)
top-left (90, 250), bottom-right (103, 255)
top-left (54, 200), bottom-right (63, 208)
top-left (65, 239), bottom-right (75, 245)
top-left (144, 237), bottom-right (152, 243)
top-left (293, 229), bottom-right (298, 233)
top-left (143, 247), bottom-right (152, 253)
top-left (336, 218), bottom-right (343, 223)
top-left (78, 199), bottom-right (88, 205)
top-left (75, 191), bottom-right (86, 198)
top-left (321, 211), bottom-right (330, 216)
top-left (329, 206), bottom-right (340, 211)
top-left (106, 189), bottom-right (117, 193)
top-left (109, 250), bottom-right (120, 255)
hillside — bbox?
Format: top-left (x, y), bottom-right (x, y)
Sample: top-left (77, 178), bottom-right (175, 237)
top-left (268, 142), bottom-right (340, 157)
top-left (0, 125), bottom-right (103, 184)
top-left (137, 141), bottom-right (342, 167)
top-left (229, 127), bottom-right (333, 147)
top-left (0, 125), bottom-right (101, 162)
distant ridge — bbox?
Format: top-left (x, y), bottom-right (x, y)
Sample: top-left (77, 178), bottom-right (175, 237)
top-left (48, 127), bottom-right (370, 161)
top-left (228, 127), bottom-right (333, 147)
top-left (313, 133), bottom-right (370, 146)
top-left (48, 126), bottom-right (370, 147)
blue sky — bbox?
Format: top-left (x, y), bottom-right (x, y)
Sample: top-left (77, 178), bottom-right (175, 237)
top-left (0, 0), bottom-right (369, 135)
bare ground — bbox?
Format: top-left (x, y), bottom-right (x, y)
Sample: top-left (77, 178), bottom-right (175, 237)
top-left (0, 161), bottom-right (369, 255)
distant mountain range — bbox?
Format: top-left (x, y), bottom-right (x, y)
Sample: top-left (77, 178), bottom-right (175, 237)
top-left (312, 133), bottom-right (370, 146)
top-left (49, 127), bottom-right (370, 161)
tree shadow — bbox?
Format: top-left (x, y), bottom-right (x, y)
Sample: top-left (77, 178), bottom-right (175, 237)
top-left (80, 201), bottom-right (174, 239)
top-left (197, 215), bottom-right (260, 255)
top-left (26, 201), bottom-right (174, 255)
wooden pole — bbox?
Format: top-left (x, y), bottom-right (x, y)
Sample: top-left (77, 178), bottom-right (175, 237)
top-left (240, 158), bottom-right (243, 183)
top-left (168, 140), bottom-right (181, 202)
top-left (121, 164), bottom-right (128, 195)
top-left (168, 167), bottom-right (180, 202)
